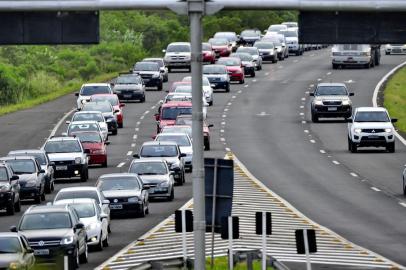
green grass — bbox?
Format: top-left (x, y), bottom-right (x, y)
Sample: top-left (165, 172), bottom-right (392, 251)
top-left (205, 256), bottom-right (275, 270)
top-left (0, 72), bottom-right (118, 117)
top-left (384, 66), bottom-right (406, 134)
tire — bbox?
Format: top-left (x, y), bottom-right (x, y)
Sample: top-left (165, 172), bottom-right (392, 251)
top-left (168, 188), bottom-right (174, 201)
top-left (403, 183), bottom-right (406, 196)
top-left (140, 96), bottom-right (145, 103)
top-left (102, 233), bottom-right (109, 247)
top-left (350, 142), bottom-right (357, 153)
top-left (387, 142), bottom-right (395, 153)
top-left (239, 79), bottom-right (245, 84)
top-left (69, 249), bottom-right (79, 270)
top-left (79, 243), bottom-right (88, 264)
top-left (188, 67), bottom-right (191, 72)
top-left (251, 71), bottom-right (256, 77)
top-left (108, 224), bottom-right (112, 234)
top-left (296, 51), bottom-right (300, 56)
top-left (365, 63), bottom-right (370, 69)
top-left (34, 194), bottom-right (41, 204)
top-left (311, 113), bottom-right (318, 123)
top-left (332, 63), bottom-right (338, 69)
top-left (204, 140), bottom-right (211, 151)
top-left (139, 202), bottom-right (146, 217)
top-left (112, 129), bottom-right (118, 135)
top-left (385, 52), bottom-right (390, 55)
top-left (118, 122), bottom-right (123, 128)
top-left (45, 180), bottom-right (52, 194)
top-left (208, 100), bottom-right (213, 106)
top-left (41, 190), bottom-right (46, 201)
top-left (347, 137), bottom-right (352, 152)
top-left (157, 82), bottom-right (163, 91)
top-left (14, 197), bottom-right (21, 212)
top-left (225, 84), bottom-right (230, 92)
top-left (182, 171), bottom-right (186, 184)
top-left (80, 169), bottom-right (88, 182)
top-left (102, 160), bottom-right (108, 168)
top-left (6, 199), bottom-right (15, 215)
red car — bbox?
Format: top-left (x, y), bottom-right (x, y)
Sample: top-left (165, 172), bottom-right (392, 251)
top-left (72, 131), bottom-right (109, 167)
top-left (217, 57), bottom-right (245, 84)
top-left (209, 38), bottom-right (232, 57)
top-left (91, 94), bottom-right (125, 128)
top-left (154, 101), bottom-right (192, 133)
top-left (202, 42), bottom-right (216, 64)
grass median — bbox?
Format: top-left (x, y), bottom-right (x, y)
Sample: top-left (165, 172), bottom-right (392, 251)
top-left (206, 257), bottom-right (275, 270)
top-left (384, 65), bottom-right (406, 135)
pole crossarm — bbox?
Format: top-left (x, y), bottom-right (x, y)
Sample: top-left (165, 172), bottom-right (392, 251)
top-left (1, 0), bottom-right (406, 12)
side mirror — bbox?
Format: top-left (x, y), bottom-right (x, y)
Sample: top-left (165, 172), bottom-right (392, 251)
top-left (349, 92), bottom-right (355, 96)
top-left (102, 199), bottom-right (110, 205)
top-left (26, 248), bottom-right (34, 253)
top-left (346, 118), bottom-right (353, 123)
top-left (105, 141), bottom-right (110, 145)
top-left (309, 93), bottom-right (315, 96)
top-left (391, 118), bottom-right (398, 123)
top-left (154, 114), bottom-right (160, 121)
top-left (142, 185), bottom-right (150, 190)
top-left (39, 169), bottom-right (45, 174)
top-left (74, 223), bottom-right (85, 230)
top-left (74, 92), bottom-right (79, 97)
top-left (180, 153), bottom-right (187, 158)
top-left (84, 149), bottom-right (91, 154)
top-left (10, 175), bottom-right (19, 181)
top-left (114, 109), bottom-right (120, 113)
top-left (65, 121), bottom-right (71, 125)
top-left (152, 135), bottom-right (157, 140)
top-left (119, 103), bottom-right (125, 108)
top-left (133, 154), bottom-right (140, 159)
top-left (160, 67), bottom-right (165, 73)
top-left (110, 82), bottom-right (115, 87)
top-left (208, 124), bottom-right (214, 128)
top-left (50, 162), bottom-right (55, 167)
top-left (10, 226), bottom-right (17, 232)
top-left (100, 213), bottom-right (108, 220)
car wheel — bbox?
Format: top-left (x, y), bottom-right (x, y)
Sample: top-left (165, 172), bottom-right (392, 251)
top-left (118, 122), bottom-right (123, 128)
top-left (332, 63), bottom-right (338, 69)
top-left (311, 113), bottom-right (318, 123)
top-left (79, 243), bottom-right (88, 264)
top-left (6, 199), bottom-right (15, 215)
top-left (102, 160), bottom-right (108, 168)
top-left (108, 224), bottom-right (112, 234)
top-left (208, 100), bottom-right (213, 106)
top-left (182, 171), bottom-right (186, 184)
top-left (239, 79), bottom-right (245, 84)
top-left (102, 233), bottom-right (109, 247)
top-left (403, 183), bottom-right (406, 196)
top-left (145, 201), bottom-right (149, 215)
top-left (140, 96), bottom-right (146, 103)
top-left (35, 194), bottom-right (41, 204)
top-left (139, 202), bottom-right (146, 218)
top-left (386, 142), bottom-right (395, 153)
top-left (157, 82), bottom-right (163, 91)
top-left (112, 129), bottom-right (118, 135)
top-left (251, 71), bottom-right (256, 77)
top-left (204, 141), bottom-right (211, 151)
top-left (96, 235), bottom-right (103, 251)
top-left (296, 51), bottom-right (300, 56)
top-left (69, 249), bottom-right (79, 270)
top-left (225, 84), bottom-right (230, 92)
top-left (80, 169), bottom-right (88, 182)
top-left (14, 197), bottom-right (21, 212)
top-left (168, 188), bottom-right (174, 201)
top-left (168, 67), bottom-right (172, 73)
top-left (385, 52), bottom-right (390, 55)
top-left (45, 180), bottom-right (52, 194)
top-left (41, 190), bottom-right (46, 201)
top-left (350, 142), bottom-right (357, 153)
top-left (347, 137), bottom-right (352, 151)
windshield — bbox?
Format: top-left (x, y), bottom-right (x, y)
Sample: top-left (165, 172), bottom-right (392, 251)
top-left (0, 168), bottom-right (8, 181)
top-left (162, 107), bottom-right (192, 120)
top-left (354, 111), bottom-right (390, 122)
top-left (70, 203), bottom-right (96, 218)
top-left (241, 30), bottom-right (259, 37)
top-left (0, 238), bottom-right (22, 253)
top-left (73, 113), bottom-right (104, 122)
top-left (134, 62), bottom-right (159, 71)
top-left (281, 31), bottom-right (297, 37)
top-left (72, 132), bottom-right (102, 143)
top-left (231, 53), bottom-right (253, 61)
top-left (55, 190), bottom-right (100, 204)
top-left (129, 162), bottom-right (168, 175)
top-left (82, 102), bottom-right (112, 113)
top-left (156, 135), bottom-right (190, 146)
top-left (167, 44), bottom-right (191, 53)
top-left (254, 42), bottom-right (274, 49)
top-left (217, 58), bottom-right (241, 66)
top-left (20, 213), bottom-right (72, 230)
top-left (80, 86), bottom-right (110, 96)
top-left (203, 65), bottom-right (226, 74)
top-left (174, 86), bottom-right (192, 93)
top-left (214, 32), bottom-right (237, 42)
top-left (269, 25), bottom-right (287, 32)
top-left (68, 123), bottom-right (99, 134)
top-left (140, 145), bottom-right (178, 157)
top-left (8, 152), bottom-right (46, 165)
top-left (44, 141), bottom-right (82, 153)
top-left (98, 177), bottom-right (141, 191)
top-left (202, 43), bottom-right (211, 51)
top-left (5, 160), bottom-right (36, 174)
top-left (91, 95), bottom-right (119, 106)
top-left (237, 47), bottom-right (257, 55)
top-left (162, 126), bottom-right (192, 137)
top-left (315, 86), bottom-right (348, 96)
top-left (209, 38), bottom-right (228, 46)
top-left (116, 75), bottom-right (141, 84)
top-left (143, 59), bottom-right (163, 67)
top-left (262, 37), bottom-right (281, 46)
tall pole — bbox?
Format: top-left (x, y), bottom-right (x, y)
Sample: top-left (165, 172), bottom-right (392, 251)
top-left (188, 0), bottom-right (206, 269)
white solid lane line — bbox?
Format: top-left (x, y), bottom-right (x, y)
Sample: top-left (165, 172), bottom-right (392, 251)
top-left (371, 187), bottom-right (381, 192)
top-left (399, 202), bottom-right (406, 208)
top-left (126, 151), bottom-right (133, 156)
top-left (320, 149), bottom-right (326, 154)
top-left (350, 172), bottom-right (358, 178)
top-left (117, 162), bottom-right (126, 168)
top-left (332, 160), bottom-right (340, 165)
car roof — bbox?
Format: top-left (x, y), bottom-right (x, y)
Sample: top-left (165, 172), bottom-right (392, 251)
top-left (99, 173), bottom-right (141, 178)
top-left (91, 93), bottom-right (118, 97)
top-left (130, 158), bottom-right (167, 164)
top-left (168, 42), bottom-right (190, 46)
top-left (161, 101), bottom-right (192, 107)
top-left (81, 83), bottom-right (110, 87)
top-left (317, 83), bottom-right (347, 87)
top-left (355, 107), bottom-right (387, 112)
top-left (59, 186), bottom-right (99, 192)
top-left (47, 136), bottom-right (80, 142)
top-left (142, 141), bottom-right (178, 146)
top-left (156, 132), bottom-right (189, 137)
top-left (8, 149), bottom-right (45, 154)
top-left (26, 204), bottom-right (70, 214)
top-left (74, 111), bottom-right (103, 115)
top-left (0, 156), bottom-right (37, 161)
top-left (54, 198), bottom-right (97, 205)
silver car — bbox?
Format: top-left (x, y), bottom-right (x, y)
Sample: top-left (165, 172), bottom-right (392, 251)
top-left (253, 41), bottom-right (278, 63)
top-left (236, 47), bottom-right (263, 70)
top-left (331, 44), bottom-right (373, 69)
top-left (143, 58), bottom-right (169, 82)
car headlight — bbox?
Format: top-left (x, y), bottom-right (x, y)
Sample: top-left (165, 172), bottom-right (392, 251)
top-left (75, 157), bottom-right (82, 164)
top-left (159, 181), bottom-right (170, 188)
top-left (60, 236), bottom-right (74, 245)
top-left (342, 100), bottom-right (351, 106)
top-left (170, 163), bottom-right (180, 170)
top-left (152, 74), bottom-right (160, 78)
top-left (314, 100), bottom-right (323, 106)
top-left (128, 197), bottom-right (140, 203)
top-left (25, 180), bottom-right (37, 187)
top-left (86, 223), bottom-right (98, 231)
top-left (106, 118), bottom-right (113, 122)
top-left (220, 77), bottom-right (227, 82)
top-left (385, 128), bottom-right (392, 133)
top-left (0, 184), bottom-right (11, 191)
top-left (361, 51), bottom-right (370, 56)
top-left (354, 128), bottom-right (362, 134)
top-left (9, 262), bottom-right (21, 270)
top-left (81, 99), bottom-right (87, 104)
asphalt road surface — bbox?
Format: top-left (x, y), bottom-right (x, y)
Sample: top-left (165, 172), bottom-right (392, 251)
top-left (0, 49), bottom-right (405, 268)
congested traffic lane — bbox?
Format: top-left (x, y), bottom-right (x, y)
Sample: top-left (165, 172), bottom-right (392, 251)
top-left (224, 49), bottom-right (406, 265)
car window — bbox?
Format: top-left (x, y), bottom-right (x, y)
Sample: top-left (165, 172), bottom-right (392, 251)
top-left (73, 113), bottom-right (104, 122)
top-left (143, 59), bottom-right (163, 67)
top-left (241, 30), bottom-right (260, 37)
top-left (162, 107), bottom-right (192, 120)
top-left (202, 43), bottom-right (211, 51)
top-left (254, 42), bottom-right (274, 49)
top-left (55, 191), bottom-right (100, 204)
top-left (116, 75), bottom-right (141, 84)
top-left (231, 53), bottom-right (253, 61)
top-left (19, 213), bottom-right (72, 230)
top-left (315, 86), bottom-right (348, 96)
top-left (0, 167), bottom-right (9, 181)
top-left (129, 162), bottom-right (168, 175)
top-left (69, 123), bottom-right (99, 133)
top-left (81, 86), bottom-right (111, 96)
top-left (175, 117), bottom-right (192, 126)
top-left (237, 47), bottom-right (258, 55)
top-left (70, 203), bottom-right (96, 218)
top-left (134, 62), bottom-right (159, 71)
top-left (354, 111), bottom-right (390, 122)
top-left (209, 38), bottom-right (229, 46)
top-left (44, 141), bottom-right (82, 153)
top-left (98, 177), bottom-right (141, 191)
top-left (156, 135), bottom-right (190, 146)
top-left (0, 237), bottom-right (22, 253)
top-left (140, 145), bottom-right (178, 157)
top-left (4, 160), bottom-right (36, 174)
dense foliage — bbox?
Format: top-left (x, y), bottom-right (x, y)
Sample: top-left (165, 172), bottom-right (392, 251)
top-left (0, 10), bottom-right (296, 107)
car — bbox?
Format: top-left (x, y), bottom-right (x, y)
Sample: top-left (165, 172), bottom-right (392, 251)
top-left (11, 204), bottom-right (88, 269)
top-left (81, 101), bottom-right (119, 135)
top-left (8, 149), bottom-right (55, 194)
top-left (208, 38), bottom-right (232, 58)
top-left (96, 173), bottom-right (149, 217)
top-left (155, 101), bottom-right (192, 133)
top-left (235, 47), bottom-right (263, 70)
top-left (0, 156), bottom-right (46, 204)
top-left (202, 42), bottom-right (216, 64)
top-left (402, 165), bottom-right (406, 195)
top-left (331, 44), bottom-right (375, 69)
top-left (264, 33), bottom-right (289, 59)
top-left (43, 136), bottom-right (89, 182)
top-left (239, 29), bottom-right (262, 46)
top-left (134, 141), bottom-right (186, 185)
top-left (128, 159), bottom-right (174, 201)
top-left (173, 84), bottom-right (192, 94)
top-left (310, 83), bottom-right (354, 122)
top-left (54, 198), bottom-right (109, 251)
top-left (167, 81), bottom-right (191, 93)
top-left (0, 232), bottom-right (35, 270)
top-left (164, 92), bottom-right (192, 104)
top-left (75, 83), bottom-right (113, 109)
top-left (385, 44), bottom-right (406, 55)
top-left (133, 61), bottom-right (163, 90)
top-left (347, 107), bottom-right (397, 153)
top-left (90, 94), bottom-right (125, 128)
top-left (266, 24), bottom-right (288, 34)
top-left (216, 57), bottom-right (245, 84)
top-left (161, 125), bottom-right (192, 138)
top-left (253, 41), bottom-right (278, 63)
top-left (182, 76), bottom-right (214, 106)
top-left (53, 187), bottom-right (111, 231)
top-left (155, 133), bottom-right (193, 172)
top-left (261, 35), bottom-right (287, 60)
top-left (163, 42), bottom-right (191, 72)
top-left (175, 115), bottom-right (213, 150)
top-left (142, 58), bottom-right (169, 82)
top-left (111, 73), bottom-right (146, 102)
top-left (282, 22), bottom-right (298, 28)
top-left (67, 111), bottom-right (108, 141)
top-left (0, 163), bottom-right (21, 215)
top-left (213, 32), bottom-right (239, 52)
top-left (202, 64), bottom-right (230, 92)
top-left (66, 121), bottom-right (105, 141)
top-left (280, 29), bottom-right (303, 56)
top-left (70, 131), bottom-right (108, 167)
top-left (230, 53), bottom-right (256, 77)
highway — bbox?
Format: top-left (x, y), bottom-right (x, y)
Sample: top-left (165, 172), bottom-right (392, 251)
top-left (0, 49), bottom-right (405, 268)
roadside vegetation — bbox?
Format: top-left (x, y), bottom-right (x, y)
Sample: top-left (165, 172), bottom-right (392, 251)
top-left (384, 66), bottom-right (406, 134)
top-left (0, 10), bottom-right (296, 115)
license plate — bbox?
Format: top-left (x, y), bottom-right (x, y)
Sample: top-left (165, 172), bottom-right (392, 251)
top-left (368, 135), bottom-right (379, 139)
top-left (123, 94), bottom-right (132, 98)
top-left (34, 249), bottom-right (49, 255)
top-left (110, 204), bottom-right (123, 209)
top-left (143, 79), bottom-right (150, 82)
top-left (56, 165), bottom-right (67, 171)
top-left (327, 107), bottom-right (337, 111)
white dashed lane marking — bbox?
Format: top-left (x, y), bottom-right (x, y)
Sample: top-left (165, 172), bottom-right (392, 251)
top-left (117, 162), bottom-right (125, 168)
top-left (133, 135), bottom-right (138, 140)
top-left (371, 187), bottom-right (381, 192)
top-left (126, 151), bottom-right (133, 156)
top-left (350, 172), bottom-right (358, 178)
top-left (310, 139), bottom-right (316, 143)
top-left (140, 115), bottom-right (144, 120)
top-left (131, 143), bottom-right (136, 148)
top-left (399, 202), bottom-right (406, 208)
top-left (320, 150), bottom-right (326, 154)
top-left (301, 121), bottom-right (306, 124)
top-left (332, 160), bottom-right (340, 165)
top-left (136, 122), bottom-right (141, 126)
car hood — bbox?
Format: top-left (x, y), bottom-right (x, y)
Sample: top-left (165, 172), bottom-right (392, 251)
top-left (102, 189), bottom-right (141, 198)
top-left (114, 84), bottom-right (142, 90)
top-left (80, 216), bottom-right (99, 227)
top-left (314, 95), bottom-right (350, 101)
top-left (285, 37), bottom-right (298, 42)
top-left (0, 253), bottom-right (24, 267)
top-left (242, 36), bottom-right (260, 40)
top-left (82, 142), bottom-right (103, 150)
top-left (352, 122), bottom-right (394, 129)
top-left (139, 174), bottom-right (169, 184)
top-left (47, 153), bottom-right (83, 161)
top-left (14, 173), bottom-right (37, 183)
top-left (159, 119), bottom-right (176, 127)
top-left (204, 74), bottom-right (228, 79)
top-left (20, 228), bottom-right (72, 240)
top-left (212, 45), bottom-right (228, 50)
top-left (179, 146), bottom-right (193, 154)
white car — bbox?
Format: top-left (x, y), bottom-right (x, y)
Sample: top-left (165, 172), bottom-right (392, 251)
top-left (54, 186), bottom-right (111, 232)
top-left (347, 107), bottom-right (397, 153)
top-left (266, 24), bottom-right (288, 34)
top-left (262, 34), bottom-right (288, 60)
top-left (163, 42), bottom-right (191, 72)
top-left (385, 44), bottom-right (406, 55)
top-left (331, 44), bottom-right (374, 69)
top-left (402, 165), bottom-right (406, 195)
top-left (68, 111), bottom-right (108, 141)
top-left (154, 133), bottom-right (193, 172)
top-left (280, 29), bottom-right (303, 56)
top-left (75, 83), bottom-right (113, 109)
top-left (182, 76), bottom-right (214, 106)
top-left (54, 198), bottom-right (109, 250)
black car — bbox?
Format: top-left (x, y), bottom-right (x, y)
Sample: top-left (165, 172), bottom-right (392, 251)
top-left (133, 62), bottom-right (163, 91)
top-left (0, 232), bottom-right (35, 270)
top-left (112, 73), bottom-right (146, 102)
top-left (0, 163), bottom-right (21, 215)
top-left (239, 29), bottom-right (262, 46)
top-left (81, 101), bottom-right (119, 135)
top-left (202, 64), bottom-right (230, 92)
top-left (0, 156), bottom-right (46, 204)
top-left (11, 204), bottom-right (88, 269)
top-left (8, 149), bottom-right (55, 194)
